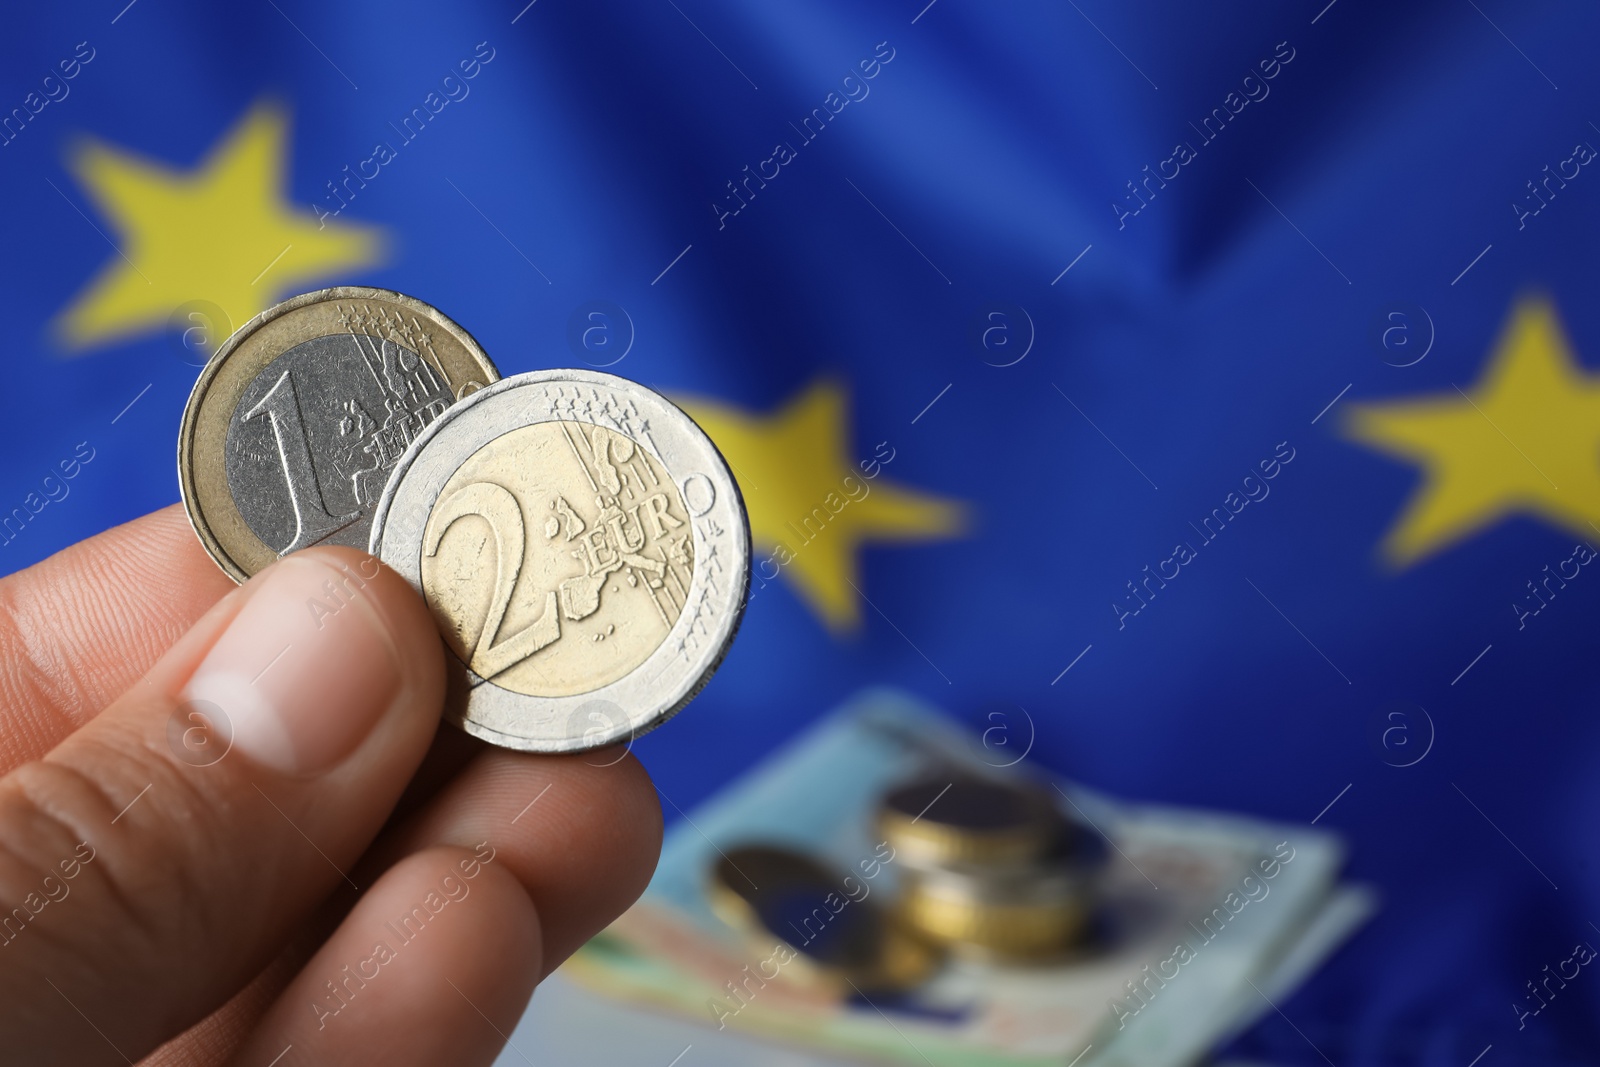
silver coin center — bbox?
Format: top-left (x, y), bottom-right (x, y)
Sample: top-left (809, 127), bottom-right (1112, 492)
top-left (225, 333), bottom-right (452, 555)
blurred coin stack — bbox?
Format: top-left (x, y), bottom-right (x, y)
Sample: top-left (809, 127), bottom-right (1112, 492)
top-left (707, 845), bottom-right (942, 993)
top-left (577, 693), bottom-right (1370, 1067)
top-left (877, 774), bottom-right (1106, 961)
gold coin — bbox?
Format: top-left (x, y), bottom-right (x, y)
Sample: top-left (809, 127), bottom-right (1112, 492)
top-left (179, 287), bottom-right (499, 581)
top-left (878, 776), bottom-right (1061, 869)
top-left (709, 844), bottom-right (942, 992)
top-left (896, 863), bottom-right (1094, 960)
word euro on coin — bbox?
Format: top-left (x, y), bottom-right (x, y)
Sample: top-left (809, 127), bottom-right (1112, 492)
top-left (180, 287), bottom-right (499, 582)
top-left (370, 370), bottom-right (750, 752)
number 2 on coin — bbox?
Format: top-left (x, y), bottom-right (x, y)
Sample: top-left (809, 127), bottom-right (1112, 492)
top-left (424, 481), bottom-right (562, 679)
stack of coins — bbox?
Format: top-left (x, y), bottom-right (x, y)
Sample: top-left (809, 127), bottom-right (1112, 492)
top-left (179, 287), bottom-right (750, 752)
top-left (877, 775), bottom-right (1105, 961)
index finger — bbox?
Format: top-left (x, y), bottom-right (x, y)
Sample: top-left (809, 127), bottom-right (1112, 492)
top-left (0, 504), bottom-right (232, 772)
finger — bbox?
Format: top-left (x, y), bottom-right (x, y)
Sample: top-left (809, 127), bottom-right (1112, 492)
top-left (356, 745), bottom-right (662, 978)
top-left (140, 948), bottom-right (304, 1067)
top-left (132, 721), bottom-right (493, 1067)
top-left (150, 743), bottom-right (661, 1064)
top-left (146, 742), bottom-right (660, 1064)
top-left (0, 547), bottom-right (443, 1065)
top-left (0, 504), bottom-right (231, 770)
top-left (233, 845), bottom-right (541, 1067)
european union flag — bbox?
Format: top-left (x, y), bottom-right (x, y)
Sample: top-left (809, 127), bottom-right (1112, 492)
top-left (3, 0), bottom-right (1599, 1060)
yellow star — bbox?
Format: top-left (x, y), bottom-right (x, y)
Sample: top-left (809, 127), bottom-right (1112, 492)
top-left (1345, 296), bottom-right (1600, 566)
top-left (674, 379), bottom-right (966, 631)
top-left (56, 100), bottom-right (383, 352)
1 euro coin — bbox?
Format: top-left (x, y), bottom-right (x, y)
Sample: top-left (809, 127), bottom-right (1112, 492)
top-left (179, 287), bottom-right (499, 582)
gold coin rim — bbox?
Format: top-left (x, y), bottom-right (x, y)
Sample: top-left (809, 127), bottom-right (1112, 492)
top-left (178, 286), bottom-right (500, 583)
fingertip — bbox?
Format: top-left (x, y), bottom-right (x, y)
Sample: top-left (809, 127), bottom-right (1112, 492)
top-left (495, 749), bottom-right (664, 923)
top-left (590, 749), bottom-right (665, 889)
top-left (291, 546), bottom-right (445, 703)
top-left (495, 748), bottom-right (662, 975)
top-left (181, 548), bottom-right (443, 778)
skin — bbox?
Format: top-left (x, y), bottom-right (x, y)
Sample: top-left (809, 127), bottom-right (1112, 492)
top-left (0, 505), bottom-right (663, 1065)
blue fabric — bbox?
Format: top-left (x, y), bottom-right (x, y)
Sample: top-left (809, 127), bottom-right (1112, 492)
top-left (2, 1), bottom-right (1597, 1061)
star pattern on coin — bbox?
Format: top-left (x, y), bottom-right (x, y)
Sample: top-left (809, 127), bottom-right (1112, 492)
top-left (674, 378), bottom-right (966, 631)
top-left (1345, 295), bottom-right (1600, 566)
top-left (55, 100), bottom-right (384, 353)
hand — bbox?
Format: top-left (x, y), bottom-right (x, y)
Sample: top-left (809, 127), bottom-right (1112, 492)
top-left (0, 506), bottom-right (662, 1065)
